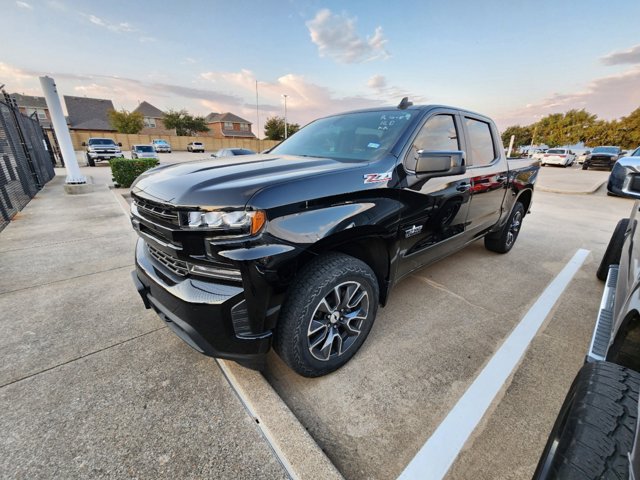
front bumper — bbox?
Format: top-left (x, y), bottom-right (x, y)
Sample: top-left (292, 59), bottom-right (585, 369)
top-left (132, 239), bottom-right (272, 369)
top-left (88, 151), bottom-right (123, 160)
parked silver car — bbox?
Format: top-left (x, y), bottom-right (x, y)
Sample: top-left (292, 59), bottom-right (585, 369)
top-left (131, 144), bottom-right (159, 160)
top-left (535, 170), bottom-right (640, 479)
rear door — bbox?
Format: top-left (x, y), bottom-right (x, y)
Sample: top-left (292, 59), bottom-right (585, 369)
top-left (461, 115), bottom-right (508, 237)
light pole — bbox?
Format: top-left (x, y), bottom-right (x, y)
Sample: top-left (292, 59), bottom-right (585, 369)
top-left (282, 94), bottom-right (288, 139)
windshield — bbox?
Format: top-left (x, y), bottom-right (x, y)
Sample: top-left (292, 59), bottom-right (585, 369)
top-left (632, 147), bottom-right (640, 157)
top-left (547, 149), bottom-right (566, 154)
top-left (270, 110), bottom-right (415, 161)
top-left (593, 146), bottom-right (619, 154)
top-left (153, 140), bottom-right (167, 145)
top-left (135, 146), bottom-right (154, 152)
top-left (89, 139), bottom-right (116, 146)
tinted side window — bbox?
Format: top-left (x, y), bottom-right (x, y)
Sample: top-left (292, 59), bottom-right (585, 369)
top-left (412, 114), bottom-right (459, 153)
top-left (465, 118), bottom-right (496, 166)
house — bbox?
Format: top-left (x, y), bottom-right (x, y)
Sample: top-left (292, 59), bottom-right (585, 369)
top-left (204, 112), bottom-right (256, 139)
top-left (132, 101), bottom-right (175, 135)
top-left (64, 95), bottom-right (116, 132)
top-left (10, 93), bottom-right (52, 128)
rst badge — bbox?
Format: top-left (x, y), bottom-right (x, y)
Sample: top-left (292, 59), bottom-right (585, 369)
top-left (363, 172), bottom-right (392, 184)
top-left (404, 225), bottom-right (423, 238)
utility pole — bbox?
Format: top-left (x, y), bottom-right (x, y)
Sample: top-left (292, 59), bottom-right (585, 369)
top-left (255, 80), bottom-right (260, 146)
top-left (39, 76), bottom-right (86, 184)
top-left (282, 94), bottom-right (288, 139)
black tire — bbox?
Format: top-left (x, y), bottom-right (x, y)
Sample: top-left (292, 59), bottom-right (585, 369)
top-left (274, 253), bottom-right (379, 377)
top-left (596, 218), bottom-right (630, 281)
top-left (484, 202), bottom-right (525, 254)
top-left (86, 153), bottom-right (95, 167)
top-left (582, 163), bottom-right (588, 170)
top-left (534, 361), bottom-right (640, 480)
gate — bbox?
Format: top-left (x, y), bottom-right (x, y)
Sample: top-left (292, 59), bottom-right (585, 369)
top-left (0, 92), bottom-right (55, 232)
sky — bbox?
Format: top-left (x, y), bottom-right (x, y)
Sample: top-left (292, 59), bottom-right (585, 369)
top-left (2, 0), bottom-right (640, 136)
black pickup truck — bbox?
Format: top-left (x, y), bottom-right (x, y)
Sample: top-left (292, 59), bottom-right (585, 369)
top-left (130, 102), bottom-right (539, 377)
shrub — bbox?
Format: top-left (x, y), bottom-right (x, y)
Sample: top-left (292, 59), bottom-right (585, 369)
top-left (109, 158), bottom-right (159, 188)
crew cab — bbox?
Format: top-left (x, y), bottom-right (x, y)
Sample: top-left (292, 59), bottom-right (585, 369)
top-left (535, 171), bottom-right (640, 479)
top-left (582, 146), bottom-right (624, 171)
top-left (541, 148), bottom-right (576, 168)
top-left (82, 138), bottom-right (124, 166)
top-left (129, 102), bottom-right (539, 377)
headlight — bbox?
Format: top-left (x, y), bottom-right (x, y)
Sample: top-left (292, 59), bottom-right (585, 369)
top-left (186, 210), bottom-right (266, 235)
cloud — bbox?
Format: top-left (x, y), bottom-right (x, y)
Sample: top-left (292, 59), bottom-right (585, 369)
top-left (601, 44), bottom-right (640, 66)
top-left (306, 9), bottom-right (389, 63)
top-left (16, 1), bottom-right (33, 10)
top-left (367, 74), bottom-right (387, 90)
top-left (367, 73), bottom-right (427, 105)
top-left (82, 13), bottom-right (137, 33)
top-left (495, 66), bottom-right (640, 128)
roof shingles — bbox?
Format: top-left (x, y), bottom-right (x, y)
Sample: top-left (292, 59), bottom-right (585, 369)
top-left (64, 95), bottom-right (116, 131)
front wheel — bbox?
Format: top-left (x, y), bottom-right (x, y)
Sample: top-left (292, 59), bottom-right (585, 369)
top-left (86, 153), bottom-right (95, 167)
top-left (485, 202), bottom-right (525, 254)
top-left (582, 164), bottom-right (588, 170)
top-left (274, 253), bottom-right (379, 377)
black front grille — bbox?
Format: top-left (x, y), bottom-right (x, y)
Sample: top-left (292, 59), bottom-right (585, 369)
top-left (135, 197), bottom-right (180, 225)
top-left (148, 245), bottom-right (189, 276)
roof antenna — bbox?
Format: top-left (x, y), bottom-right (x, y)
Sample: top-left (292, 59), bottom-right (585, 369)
top-left (397, 97), bottom-right (412, 110)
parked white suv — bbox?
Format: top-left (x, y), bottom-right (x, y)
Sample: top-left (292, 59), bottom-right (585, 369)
top-left (541, 148), bottom-right (576, 167)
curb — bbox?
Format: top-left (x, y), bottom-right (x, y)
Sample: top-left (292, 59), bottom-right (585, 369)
top-left (218, 360), bottom-right (344, 480)
top-left (537, 179), bottom-right (607, 195)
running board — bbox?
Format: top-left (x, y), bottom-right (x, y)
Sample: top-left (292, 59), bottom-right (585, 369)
top-left (587, 265), bottom-right (619, 362)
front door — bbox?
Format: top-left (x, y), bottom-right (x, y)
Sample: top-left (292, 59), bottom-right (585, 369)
top-left (395, 111), bottom-right (473, 279)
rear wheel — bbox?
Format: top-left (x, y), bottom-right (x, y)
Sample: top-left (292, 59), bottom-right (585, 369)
top-left (485, 202), bottom-right (525, 254)
top-left (274, 253), bottom-right (379, 377)
top-left (597, 218), bottom-right (629, 281)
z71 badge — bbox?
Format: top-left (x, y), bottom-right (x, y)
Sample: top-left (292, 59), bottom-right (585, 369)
top-left (363, 172), bottom-right (392, 184)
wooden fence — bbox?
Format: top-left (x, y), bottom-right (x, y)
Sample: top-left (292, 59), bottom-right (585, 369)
top-left (66, 131), bottom-right (279, 152)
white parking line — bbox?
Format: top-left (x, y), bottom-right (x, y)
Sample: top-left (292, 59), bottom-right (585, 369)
top-left (398, 248), bottom-right (590, 480)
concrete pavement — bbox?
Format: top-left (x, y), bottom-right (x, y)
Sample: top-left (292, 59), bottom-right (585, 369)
top-left (0, 169), bottom-right (292, 479)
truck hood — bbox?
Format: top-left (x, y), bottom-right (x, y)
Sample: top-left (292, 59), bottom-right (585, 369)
top-left (131, 154), bottom-right (371, 209)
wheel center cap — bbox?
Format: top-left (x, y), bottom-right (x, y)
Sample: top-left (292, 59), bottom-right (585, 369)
top-left (330, 311), bottom-right (340, 324)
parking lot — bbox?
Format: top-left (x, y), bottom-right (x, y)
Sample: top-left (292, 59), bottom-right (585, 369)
top-left (2, 157), bottom-right (630, 479)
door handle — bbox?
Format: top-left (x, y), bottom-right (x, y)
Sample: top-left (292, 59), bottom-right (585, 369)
top-left (456, 183), bottom-right (471, 192)
top-left (496, 175), bottom-right (508, 183)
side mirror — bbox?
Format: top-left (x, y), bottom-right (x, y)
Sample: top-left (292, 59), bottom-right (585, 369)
top-left (82, 142), bottom-right (86, 146)
top-left (118, 142), bottom-right (123, 147)
top-left (415, 150), bottom-right (466, 177)
top-left (621, 151), bottom-right (628, 156)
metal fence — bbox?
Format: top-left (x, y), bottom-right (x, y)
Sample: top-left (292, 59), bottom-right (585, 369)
top-left (0, 95), bottom-right (55, 232)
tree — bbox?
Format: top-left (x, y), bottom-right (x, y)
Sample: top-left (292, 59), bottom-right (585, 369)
top-left (501, 125), bottom-right (533, 149)
top-left (264, 116), bottom-right (300, 140)
top-left (163, 109), bottom-right (210, 136)
top-left (108, 109), bottom-right (144, 134)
